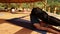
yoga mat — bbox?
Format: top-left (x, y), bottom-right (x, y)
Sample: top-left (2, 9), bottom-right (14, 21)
top-left (6, 18), bottom-right (47, 34)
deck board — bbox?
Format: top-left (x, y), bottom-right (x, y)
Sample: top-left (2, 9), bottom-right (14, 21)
top-left (0, 12), bottom-right (58, 34)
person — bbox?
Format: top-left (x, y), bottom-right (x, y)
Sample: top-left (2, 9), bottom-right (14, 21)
top-left (11, 7), bottom-right (16, 13)
top-left (30, 7), bottom-right (60, 34)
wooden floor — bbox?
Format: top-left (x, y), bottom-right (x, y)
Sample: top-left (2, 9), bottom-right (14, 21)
top-left (0, 12), bottom-right (56, 34)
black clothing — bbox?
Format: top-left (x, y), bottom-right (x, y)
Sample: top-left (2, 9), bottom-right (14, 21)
top-left (30, 7), bottom-right (60, 26)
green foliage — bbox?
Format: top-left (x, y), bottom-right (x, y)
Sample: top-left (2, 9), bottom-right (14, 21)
top-left (47, 0), bottom-right (60, 14)
top-left (9, 3), bottom-right (18, 8)
top-left (47, 0), bottom-right (60, 6)
top-left (33, 2), bottom-right (44, 8)
top-left (21, 3), bottom-right (30, 8)
top-left (0, 3), bottom-right (6, 10)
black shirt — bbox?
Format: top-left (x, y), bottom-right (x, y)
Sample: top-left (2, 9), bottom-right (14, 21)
top-left (30, 14), bottom-right (41, 24)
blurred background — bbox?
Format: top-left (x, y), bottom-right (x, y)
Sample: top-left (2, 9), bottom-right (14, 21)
top-left (0, 0), bottom-right (60, 14)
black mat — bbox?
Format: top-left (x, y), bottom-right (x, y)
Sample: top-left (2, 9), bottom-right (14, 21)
top-left (6, 18), bottom-right (47, 34)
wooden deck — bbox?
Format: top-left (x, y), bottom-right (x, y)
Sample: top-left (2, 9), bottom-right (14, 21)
top-left (0, 12), bottom-right (59, 34)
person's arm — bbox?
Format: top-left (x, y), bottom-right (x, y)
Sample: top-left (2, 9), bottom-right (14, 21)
top-left (46, 25), bottom-right (60, 32)
top-left (30, 14), bottom-right (59, 34)
top-left (33, 23), bottom-right (60, 34)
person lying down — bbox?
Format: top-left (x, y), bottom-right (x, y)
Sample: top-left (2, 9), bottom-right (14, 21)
top-left (30, 7), bottom-right (60, 34)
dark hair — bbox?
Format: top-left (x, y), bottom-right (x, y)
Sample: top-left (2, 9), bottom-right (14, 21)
top-left (31, 7), bottom-right (43, 15)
